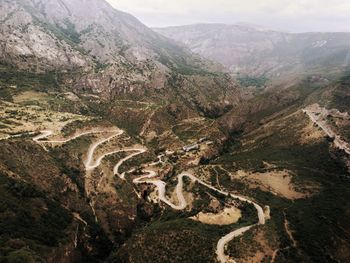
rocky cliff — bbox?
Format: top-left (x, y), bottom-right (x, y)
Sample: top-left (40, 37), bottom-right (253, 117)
top-left (0, 0), bottom-right (240, 115)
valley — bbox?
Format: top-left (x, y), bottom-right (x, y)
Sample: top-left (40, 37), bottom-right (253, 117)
top-left (2, 90), bottom-right (348, 262)
top-left (155, 24), bottom-right (350, 79)
top-left (0, 0), bottom-right (350, 262)
top-left (32, 123), bottom-right (268, 263)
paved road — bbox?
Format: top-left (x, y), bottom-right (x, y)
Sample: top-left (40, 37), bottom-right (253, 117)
top-left (303, 107), bottom-right (350, 155)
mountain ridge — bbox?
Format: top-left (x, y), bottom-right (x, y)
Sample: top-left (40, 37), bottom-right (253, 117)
top-left (155, 23), bottom-right (350, 78)
top-left (1, 2), bottom-right (350, 263)
top-left (0, 0), bottom-right (241, 118)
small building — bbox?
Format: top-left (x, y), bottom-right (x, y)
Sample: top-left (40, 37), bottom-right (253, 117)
top-left (183, 143), bottom-right (200, 152)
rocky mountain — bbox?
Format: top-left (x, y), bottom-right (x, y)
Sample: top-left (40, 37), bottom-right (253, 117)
top-left (155, 24), bottom-right (350, 78)
top-left (1, 1), bottom-right (350, 263)
top-left (0, 1), bottom-right (243, 262)
top-left (1, 0), bottom-right (203, 70)
top-left (0, 0), bottom-right (240, 116)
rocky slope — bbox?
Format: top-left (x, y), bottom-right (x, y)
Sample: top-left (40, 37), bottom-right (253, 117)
top-left (155, 24), bottom-right (350, 78)
top-left (0, 0), bottom-right (240, 115)
top-left (1, 1), bottom-right (350, 263)
top-left (0, 2), bottom-right (242, 262)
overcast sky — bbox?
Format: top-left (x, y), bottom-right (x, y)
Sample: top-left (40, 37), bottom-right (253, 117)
top-left (106, 0), bottom-right (350, 32)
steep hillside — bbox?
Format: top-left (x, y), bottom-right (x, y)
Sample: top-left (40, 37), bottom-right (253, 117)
top-left (213, 108), bottom-right (350, 263)
top-left (1, 1), bottom-right (349, 263)
top-left (0, 0), bottom-right (211, 71)
top-left (0, 0), bottom-right (240, 116)
top-left (0, 2), bottom-right (243, 262)
top-left (224, 74), bottom-right (349, 135)
top-left (155, 24), bottom-right (350, 79)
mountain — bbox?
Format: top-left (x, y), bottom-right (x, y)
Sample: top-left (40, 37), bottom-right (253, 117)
top-left (0, 0), bottom-right (240, 117)
top-left (1, 1), bottom-right (350, 263)
top-left (1, 0), bottom-right (208, 70)
top-left (155, 23), bottom-right (350, 78)
top-left (0, 1), bottom-right (242, 262)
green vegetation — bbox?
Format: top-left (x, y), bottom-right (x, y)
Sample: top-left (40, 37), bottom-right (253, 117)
top-left (214, 109), bottom-right (350, 262)
top-left (153, 39), bottom-right (215, 77)
top-left (328, 73), bottom-right (350, 112)
top-left (108, 168), bottom-right (259, 263)
top-left (0, 135), bottom-right (113, 262)
top-left (0, 248), bottom-right (43, 263)
top-left (0, 172), bottom-right (72, 252)
top-left (1, 5), bottom-right (349, 261)
top-left (171, 119), bottom-right (213, 142)
top-left (32, 17), bottom-right (86, 54)
top-left (0, 63), bottom-right (59, 101)
top-left (111, 216), bottom-right (255, 263)
top-left (59, 19), bottom-right (81, 45)
top-left (49, 137), bottom-right (91, 195)
top-left (216, 113), bottom-right (345, 174)
top-left (237, 75), bottom-right (268, 88)
top-left (60, 119), bottom-right (112, 137)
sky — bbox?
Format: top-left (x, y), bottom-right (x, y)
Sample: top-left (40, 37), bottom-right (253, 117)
top-left (106, 0), bottom-right (350, 32)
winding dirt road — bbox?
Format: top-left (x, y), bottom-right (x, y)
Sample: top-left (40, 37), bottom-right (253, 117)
top-left (34, 129), bottom-right (147, 177)
top-left (133, 169), bottom-right (266, 263)
top-left (84, 129), bottom-right (124, 170)
top-left (33, 127), bottom-right (268, 263)
top-left (34, 129), bottom-right (107, 144)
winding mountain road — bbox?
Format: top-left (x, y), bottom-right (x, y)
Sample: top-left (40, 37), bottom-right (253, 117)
top-left (134, 169), bottom-right (266, 263)
top-left (84, 130), bottom-right (124, 170)
top-left (113, 148), bottom-right (147, 179)
top-left (33, 127), bottom-right (268, 263)
top-left (303, 106), bottom-right (350, 155)
top-left (33, 129), bottom-right (108, 144)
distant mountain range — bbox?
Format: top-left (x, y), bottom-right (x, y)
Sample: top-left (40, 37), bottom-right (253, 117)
top-left (155, 23), bottom-right (350, 78)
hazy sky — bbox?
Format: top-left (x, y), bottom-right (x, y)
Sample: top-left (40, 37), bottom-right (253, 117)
top-left (106, 0), bottom-right (350, 32)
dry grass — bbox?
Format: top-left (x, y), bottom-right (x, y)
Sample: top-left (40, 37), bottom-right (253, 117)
top-left (299, 121), bottom-right (324, 144)
top-left (233, 169), bottom-right (309, 200)
top-left (240, 229), bottom-right (276, 263)
top-left (190, 207), bottom-right (242, 225)
top-left (0, 100), bottom-right (90, 140)
top-left (13, 91), bottom-right (50, 104)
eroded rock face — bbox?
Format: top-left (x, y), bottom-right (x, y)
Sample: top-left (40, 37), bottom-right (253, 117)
top-left (0, 0), bottom-right (241, 116)
top-left (0, 0), bottom-right (89, 71)
top-left (0, 0), bottom-right (183, 71)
